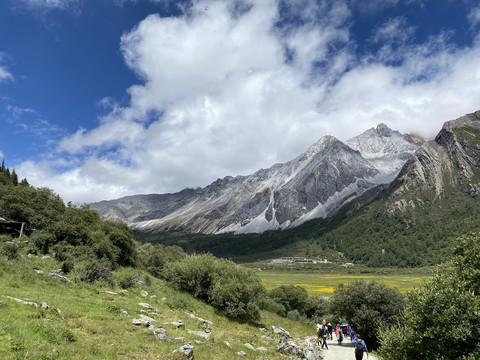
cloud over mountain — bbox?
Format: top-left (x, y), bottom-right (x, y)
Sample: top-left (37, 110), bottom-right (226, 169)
top-left (7, 0), bottom-right (480, 204)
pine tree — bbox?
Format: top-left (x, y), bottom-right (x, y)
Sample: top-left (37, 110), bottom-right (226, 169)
top-left (11, 169), bottom-right (18, 186)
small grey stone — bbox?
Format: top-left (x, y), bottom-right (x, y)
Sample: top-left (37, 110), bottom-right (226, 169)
top-left (102, 290), bottom-right (118, 296)
top-left (187, 330), bottom-right (210, 340)
top-left (244, 343), bottom-right (255, 350)
top-left (138, 302), bottom-right (153, 310)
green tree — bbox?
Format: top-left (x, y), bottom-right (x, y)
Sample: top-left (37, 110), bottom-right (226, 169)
top-left (378, 232), bottom-right (480, 360)
top-left (164, 253), bottom-right (266, 321)
top-left (139, 243), bottom-right (186, 277)
top-left (330, 280), bottom-right (405, 350)
top-left (269, 285), bottom-right (308, 314)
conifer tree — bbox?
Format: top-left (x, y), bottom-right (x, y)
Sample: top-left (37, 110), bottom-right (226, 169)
top-left (11, 169), bottom-right (18, 186)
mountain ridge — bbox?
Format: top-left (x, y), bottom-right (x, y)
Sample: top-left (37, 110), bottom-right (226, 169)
top-left (91, 123), bottom-right (422, 234)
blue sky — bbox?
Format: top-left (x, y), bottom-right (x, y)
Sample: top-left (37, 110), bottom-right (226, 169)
top-left (1, 0), bottom-right (480, 204)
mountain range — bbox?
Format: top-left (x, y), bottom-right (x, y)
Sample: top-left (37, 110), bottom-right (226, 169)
top-left (91, 121), bottom-right (424, 235)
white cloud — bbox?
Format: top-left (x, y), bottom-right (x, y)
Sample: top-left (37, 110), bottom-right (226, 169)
top-left (16, 0), bottom-right (80, 10)
top-left (0, 53), bottom-right (14, 83)
top-left (468, 5), bottom-right (480, 28)
top-left (18, 0), bottom-right (480, 204)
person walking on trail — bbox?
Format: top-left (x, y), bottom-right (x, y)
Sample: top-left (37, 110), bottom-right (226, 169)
top-left (354, 333), bottom-right (368, 360)
top-left (321, 319), bottom-right (329, 349)
top-left (336, 324), bottom-right (343, 345)
top-left (316, 324), bottom-right (322, 345)
top-left (327, 322), bottom-right (333, 340)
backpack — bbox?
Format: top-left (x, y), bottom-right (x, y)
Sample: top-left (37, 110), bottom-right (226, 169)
top-left (317, 327), bottom-right (325, 337)
top-left (355, 340), bottom-right (364, 354)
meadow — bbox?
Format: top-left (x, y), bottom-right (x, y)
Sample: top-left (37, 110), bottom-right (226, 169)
top-left (0, 255), bottom-right (317, 360)
top-left (258, 271), bottom-right (430, 296)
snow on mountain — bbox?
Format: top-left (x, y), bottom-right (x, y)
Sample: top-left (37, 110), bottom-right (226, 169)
top-left (346, 123), bottom-right (423, 183)
top-left (91, 125), bottom-right (422, 235)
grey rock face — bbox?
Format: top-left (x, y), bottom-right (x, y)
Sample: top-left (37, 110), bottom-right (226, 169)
top-left (392, 111), bottom-right (480, 198)
top-left (91, 125), bottom-right (423, 234)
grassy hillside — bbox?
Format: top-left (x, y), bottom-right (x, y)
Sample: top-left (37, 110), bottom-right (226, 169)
top-left (0, 253), bottom-right (316, 360)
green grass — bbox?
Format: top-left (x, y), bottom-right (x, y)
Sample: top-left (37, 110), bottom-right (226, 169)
top-left (258, 270), bottom-right (429, 297)
top-left (0, 255), bottom-right (317, 360)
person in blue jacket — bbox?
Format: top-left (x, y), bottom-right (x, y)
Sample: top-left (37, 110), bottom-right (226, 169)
top-left (354, 333), bottom-right (368, 360)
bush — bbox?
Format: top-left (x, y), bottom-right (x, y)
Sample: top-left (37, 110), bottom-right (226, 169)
top-left (378, 232), bottom-right (480, 360)
top-left (113, 267), bottom-right (143, 289)
top-left (29, 230), bottom-right (56, 254)
top-left (287, 309), bottom-right (301, 321)
top-left (0, 241), bottom-right (20, 260)
top-left (164, 253), bottom-right (266, 321)
top-left (303, 295), bottom-right (329, 319)
top-left (330, 280), bottom-right (405, 350)
top-left (260, 297), bottom-right (286, 316)
top-left (71, 257), bottom-right (113, 284)
top-left (139, 243), bottom-right (186, 278)
top-left (269, 285), bottom-right (308, 314)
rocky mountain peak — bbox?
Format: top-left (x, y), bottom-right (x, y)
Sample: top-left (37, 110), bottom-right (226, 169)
top-left (91, 122), bottom-right (423, 235)
top-left (375, 123), bottom-right (396, 137)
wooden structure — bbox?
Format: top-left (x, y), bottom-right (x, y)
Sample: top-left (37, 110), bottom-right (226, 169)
top-left (0, 221), bottom-right (26, 238)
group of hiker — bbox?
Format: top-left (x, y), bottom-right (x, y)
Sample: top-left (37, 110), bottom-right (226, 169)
top-left (316, 319), bottom-right (368, 359)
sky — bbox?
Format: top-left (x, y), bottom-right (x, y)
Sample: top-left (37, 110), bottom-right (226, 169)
top-left (1, 0), bottom-right (480, 204)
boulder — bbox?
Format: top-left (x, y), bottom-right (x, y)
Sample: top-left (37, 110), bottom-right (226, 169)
top-left (48, 272), bottom-right (72, 283)
top-left (187, 330), bottom-right (210, 340)
top-left (272, 326), bottom-right (290, 337)
top-left (138, 302), bottom-right (153, 310)
top-left (178, 342), bottom-right (194, 359)
top-left (172, 320), bottom-right (185, 329)
top-left (132, 314), bottom-right (156, 326)
top-left (153, 327), bottom-right (176, 342)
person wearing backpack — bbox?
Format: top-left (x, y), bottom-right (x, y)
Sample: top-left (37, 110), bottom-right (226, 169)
top-left (354, 333), bottom-right (368, 359)
top-left (320, 319), bottom-right (329, 349)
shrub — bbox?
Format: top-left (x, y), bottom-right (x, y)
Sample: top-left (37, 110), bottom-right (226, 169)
top-left (113, 267), bottom-right (142, 289)
top-left (29, 230), bottom-right (56, 254)
top-left (139, 243), bottom-right (186, 278)
top-left (164, 253), bottom-right (266, 321)
top-left (260, 297), bottom-right (286, 316)
top-left (378, 232), bottom-right (480, 360)
top-left (287, 309), bottom-right (301, 321)
top-left (303, 295), bottom-right (329, 319)
top-left (269, 285), bottom-right (308, 314)
top-left (0, 241), bottom-right (20, 260)
top-left (330, 280), bottom-right (405, 350)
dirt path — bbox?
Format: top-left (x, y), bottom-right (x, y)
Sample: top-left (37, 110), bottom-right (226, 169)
top-left (319, 340), bottom-right (378, 360)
